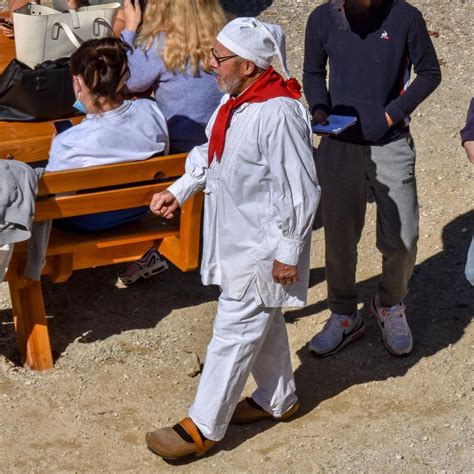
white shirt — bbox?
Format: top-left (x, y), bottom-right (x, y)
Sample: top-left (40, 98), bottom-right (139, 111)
top-left (169, 96), bottom-right (320, 307)
top-left (46, 99), bottom-right (169, 171)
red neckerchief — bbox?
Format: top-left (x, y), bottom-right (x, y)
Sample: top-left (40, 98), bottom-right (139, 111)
top-left (208, 66), bottom-right (301, 166)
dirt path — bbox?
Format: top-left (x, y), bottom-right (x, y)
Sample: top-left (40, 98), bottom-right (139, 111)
top-left (0, 0), bottom-right (473, 472)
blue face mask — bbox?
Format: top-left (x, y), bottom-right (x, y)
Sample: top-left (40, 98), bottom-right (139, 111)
top-left (73, 99), bottom-right (87, 114)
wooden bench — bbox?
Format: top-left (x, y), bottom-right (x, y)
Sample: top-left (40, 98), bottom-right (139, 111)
top-left (3, 153), bottom-right (203, 371)
top-left (0, 16), bottom-right (202, 370)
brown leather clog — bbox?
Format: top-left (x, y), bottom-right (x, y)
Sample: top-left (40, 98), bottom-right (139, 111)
top-left (146, 417), bottom-right (215, 460)
top-left (230, 397), bottom-right (300, 425)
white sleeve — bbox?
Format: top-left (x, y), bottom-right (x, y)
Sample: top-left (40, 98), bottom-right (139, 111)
top-left (46, 135), bottom-right (73, 172)
top-left (166, 97), bottom-right (227, 205)
top-left (167, 142), bottom-right (209, 205)
top-left (260, 101), bottom-right (320, 266)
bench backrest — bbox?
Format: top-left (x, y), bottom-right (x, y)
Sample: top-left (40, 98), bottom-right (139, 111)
top-left (5, 151), bottom-right (202, 276)
top-left (32, 153), bottom-right (187, 221)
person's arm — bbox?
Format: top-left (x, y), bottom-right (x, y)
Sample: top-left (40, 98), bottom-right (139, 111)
top-left (150, 142), bottom-right (208, 219)
top-left (1, 0), bottom-right (27, 37)
top-left (7, 0), bottom-right (28, 11)
top-left (464, 142), bottom-right (474, 164)
top-left (302, 9), bottom-right (331, 120)
top-left (150, 104), bottom-right (222, 218)
top-left (169, 144), bottom-right (208, 202)
top-left (461, 98), bottom-right (474, 164)
top-left (0, 18), bottom-right (14, 38)
top-left (121, 0), bottom-right (163, 93)
top-left (261, 103), bottom-right (320, 283)
top-left (66, 0), bottom-right (79, 9)
top-left (150, 93), bottom-right (227, 217)
top-left (46, 136), bottom-right (75, 172)
top-left (121, 29), bottom-right (164, 93)
top-left (384, 9), bottom-right (442, 125)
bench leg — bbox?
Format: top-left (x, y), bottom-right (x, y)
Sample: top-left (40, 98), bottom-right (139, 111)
top-left (179, 191), bottom-right (204, 269)
top-left (159, 192), bottom-right (204, 271)
top-left (9, 281), bottom-right (53, 370)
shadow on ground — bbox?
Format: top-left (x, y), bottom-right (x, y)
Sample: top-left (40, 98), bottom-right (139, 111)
top-left (0, 209), bottom-right (472, 459)
top-left (218, 210), bottom-right (474, 454)
top-left (0, 264), bottom-right (219, 365)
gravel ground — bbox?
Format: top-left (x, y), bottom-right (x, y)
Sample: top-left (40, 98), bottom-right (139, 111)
top-left (0, 0), bottom-right (473, 472)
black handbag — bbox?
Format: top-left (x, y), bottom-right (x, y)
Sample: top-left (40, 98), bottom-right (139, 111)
top-left (0, 57), bottom-right (76, 121)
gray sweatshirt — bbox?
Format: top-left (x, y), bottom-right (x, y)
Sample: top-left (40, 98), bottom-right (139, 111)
top-left (0, 159), bottom-right (38, 245)
top-left (0, 160), bottom-right (51, 281)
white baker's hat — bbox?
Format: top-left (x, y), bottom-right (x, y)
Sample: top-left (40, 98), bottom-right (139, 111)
top-left (216, 17), bottom-right (291, 79)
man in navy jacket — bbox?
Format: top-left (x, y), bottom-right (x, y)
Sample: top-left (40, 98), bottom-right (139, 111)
top-left (303, 0), bottom-right (441, 356)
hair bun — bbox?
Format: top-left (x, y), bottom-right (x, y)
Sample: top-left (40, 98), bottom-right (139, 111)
top-left (70, 38), bottom-right (131, 107)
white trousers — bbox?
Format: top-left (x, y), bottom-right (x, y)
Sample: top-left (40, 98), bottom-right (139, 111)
top-left (188, 286), bottom-right (297, 441)
top-left (0, 244), bottom-right (13, 282)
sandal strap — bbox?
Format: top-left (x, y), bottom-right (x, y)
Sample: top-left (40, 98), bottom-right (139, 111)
top-left (179, 417), bottom-right (205, 451)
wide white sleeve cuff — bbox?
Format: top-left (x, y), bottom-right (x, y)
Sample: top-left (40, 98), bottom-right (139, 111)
top-left (166, 144), bottom-right (208, 205)
top-left (167, 173), bottom-right (203, 206)
top-left (275, 236), bottom-right (306, 266)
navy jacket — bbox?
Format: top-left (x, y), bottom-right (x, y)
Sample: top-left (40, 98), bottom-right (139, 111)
top-left (303, 0), bottom-right (441, 144)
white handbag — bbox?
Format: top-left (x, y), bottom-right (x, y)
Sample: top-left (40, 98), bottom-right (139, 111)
top-left (12, 2), bottom-right (121, 68)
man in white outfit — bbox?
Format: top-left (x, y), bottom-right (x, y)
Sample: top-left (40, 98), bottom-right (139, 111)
top-left (145, 17), bottom-right (320, 460)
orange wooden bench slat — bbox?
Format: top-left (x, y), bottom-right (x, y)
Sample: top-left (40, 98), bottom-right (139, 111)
top-left (35, 181), bottom-right (173, 221)
top-left (8, 213), bottom-right (179, 259)
top-left (11, 241), bottom-right (167, 282)
top-left (38, 153), bottom-right (187, 196)
top-left (68, 241), bottom-right (161, 272)
top-left (0, 117), bottom-right (84, 162)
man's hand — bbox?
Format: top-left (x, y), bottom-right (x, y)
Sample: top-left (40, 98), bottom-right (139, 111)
top-left (124, 0), bottom-right (142, 32)
top-left (0, 17), bottom-right (14, 38)
top-left (66, 0), bottom-right (80, 9)
top-left (312, 108), bottom-right (329, 126)
top-left (150, 190), bottom-right (179, 219)
top-left (464, 141), bottom-right (474, 164)
top-left (312, 109), bottom-right (330, 137)
top-left (272, 260), bottom-right (298, 286)
top-left (385, 112), bottom-right (394, 127)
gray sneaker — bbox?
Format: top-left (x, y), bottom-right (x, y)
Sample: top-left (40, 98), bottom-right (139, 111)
top-left (371, 296), bottom-right (413, 356)
top-left (309, 312), bottom-right (365, 357)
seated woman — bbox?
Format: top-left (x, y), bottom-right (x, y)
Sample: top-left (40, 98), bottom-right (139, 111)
top-left (46, 37), bottom-right (169, 280)
top-left (121, 0), bottom-right (225, 153)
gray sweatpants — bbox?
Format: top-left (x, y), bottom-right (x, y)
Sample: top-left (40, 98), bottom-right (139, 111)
top-left (316, 135), bottom-right (419, 314)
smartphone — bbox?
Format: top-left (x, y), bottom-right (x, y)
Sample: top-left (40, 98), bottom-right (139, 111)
top-left (53, 119), bottom-right (73, 134)
top-left (0, 18), bottom-right (13, 28)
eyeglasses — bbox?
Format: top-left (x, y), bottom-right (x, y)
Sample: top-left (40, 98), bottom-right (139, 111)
top-left (211, 48), bottom-right (238, 65)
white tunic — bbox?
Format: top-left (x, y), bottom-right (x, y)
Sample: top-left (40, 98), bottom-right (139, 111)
top-left (168, 96), bottom-right (320, 307)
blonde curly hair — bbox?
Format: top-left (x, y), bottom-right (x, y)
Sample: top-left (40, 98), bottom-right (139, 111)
top-left (136, 0), bottom-right (227, 76)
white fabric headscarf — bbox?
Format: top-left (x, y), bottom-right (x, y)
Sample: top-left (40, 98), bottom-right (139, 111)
top-left (216, 17), bottom-right (291, 80)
